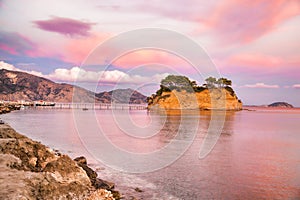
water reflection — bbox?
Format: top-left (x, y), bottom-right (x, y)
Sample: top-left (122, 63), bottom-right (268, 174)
top-left (2, 108), bottom-right (300, 199)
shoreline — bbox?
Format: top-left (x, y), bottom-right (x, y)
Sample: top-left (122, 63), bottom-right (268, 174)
top-left (0, 122), bottom-right (123, 200)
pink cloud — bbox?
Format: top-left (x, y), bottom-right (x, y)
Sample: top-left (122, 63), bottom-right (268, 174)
top-left (112, 50), bottom-right (190, 69)
top-left (217, 53), bottom-right (300, 79)
top-left (63, 33), bottom-right (111, 64)
top-left (33, 17), bottom-right (96, 37)
top-left (0, 31), bottom-right (36, 55)
top-left (242, 83), bottom-right (279, 89)
top-left (293, 84), bottom-right (300, 89)
top-left (203, 0), bottom-right (300, 43)
top-left (226, 53), bottom-right (284, 68)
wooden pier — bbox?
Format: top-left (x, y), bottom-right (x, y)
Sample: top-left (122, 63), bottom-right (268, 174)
top-left (52, 103), bottom-right (147, 110)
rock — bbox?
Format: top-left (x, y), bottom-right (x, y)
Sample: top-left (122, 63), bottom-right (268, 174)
top-left (87, 189), bottom-right (115, 200)
top-left (43, 155), bottom-right (91, 185)
top-left (75, 157), bottom-right (98, 184)
top-left (94, 178), bottom-right (115, 190)
top-left (74, 156), bottom-right (87, 165)
top-left (73, 156), bottom-right (121, 199)
top-left (134, 187), bottom-right (143, 192)
top-left (0, 124), bottom-right (123, 200)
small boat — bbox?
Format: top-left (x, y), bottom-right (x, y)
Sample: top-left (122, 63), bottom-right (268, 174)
top-left (0, 119), bottom-right (5, 124)
top-left (82, 108), bottom-right (88, 111)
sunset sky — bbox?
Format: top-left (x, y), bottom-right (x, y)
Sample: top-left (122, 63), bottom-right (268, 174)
top-left (0, 0), bottom-right (300, 106)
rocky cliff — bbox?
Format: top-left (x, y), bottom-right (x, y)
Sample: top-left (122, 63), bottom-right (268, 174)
top-left (148, 88), bottom-right (242, 110)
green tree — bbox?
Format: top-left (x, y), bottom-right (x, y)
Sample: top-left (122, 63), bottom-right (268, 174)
top-left (205, 77), bottom-right (217, 88)
top-left (160, 75), bottom-right (195, 92)
top-left (217, 77), bottom-right (232, 87)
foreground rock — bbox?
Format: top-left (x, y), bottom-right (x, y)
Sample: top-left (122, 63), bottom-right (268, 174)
top-left (0, 123), bottom-right (120, 199)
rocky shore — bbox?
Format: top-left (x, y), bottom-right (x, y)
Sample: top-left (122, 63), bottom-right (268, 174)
top-left (0, 103), bottom-right (21, 114)
top-left (0, 123), bottom-right (121, 200)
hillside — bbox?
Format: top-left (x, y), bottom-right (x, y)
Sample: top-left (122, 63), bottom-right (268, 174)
top-left (96, 88), bottom-right (147, 104)
top-left (0, 69), bottom-right (147, 104)
top-left (0, 69), bottom-right (95, 103)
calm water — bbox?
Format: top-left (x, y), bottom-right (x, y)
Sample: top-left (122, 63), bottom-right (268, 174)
top-left (1, 107), bottom-right (300, 199)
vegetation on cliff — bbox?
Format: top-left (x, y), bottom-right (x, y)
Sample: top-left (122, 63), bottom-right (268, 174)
top-left (148, 75), bottom-right (242, 110)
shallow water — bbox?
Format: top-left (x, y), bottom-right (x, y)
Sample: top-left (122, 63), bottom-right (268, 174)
top-left (1, 107), bottom-right (300, 199)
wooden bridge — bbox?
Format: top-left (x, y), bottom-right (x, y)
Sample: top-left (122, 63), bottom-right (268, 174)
top-left (52, 103), bottom-right (148, 110)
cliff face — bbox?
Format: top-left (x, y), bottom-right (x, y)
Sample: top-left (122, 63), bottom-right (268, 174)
top-left (148, 88), bottom-right (242, 110)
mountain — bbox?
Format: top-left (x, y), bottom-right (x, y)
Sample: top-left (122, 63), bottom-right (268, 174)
top-left (268, 102), bottom-right (294, 108)
top-left (0, 69), bottom-right (147, 104)
top-left (96, 88), bottom-right (147, 104)
top-left (0, 69), bottom-right (96, 102)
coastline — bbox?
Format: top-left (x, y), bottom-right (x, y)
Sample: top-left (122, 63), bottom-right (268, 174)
top-left (0, 122), bottom-right (122, 200)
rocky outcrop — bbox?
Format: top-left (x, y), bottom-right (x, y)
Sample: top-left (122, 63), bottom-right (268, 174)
top-left (0, 123), bottom-right (120, 199)
top-left (268, 102), bottom-right (293, 108)
top-left (148, 88), bottom-right (242, 110)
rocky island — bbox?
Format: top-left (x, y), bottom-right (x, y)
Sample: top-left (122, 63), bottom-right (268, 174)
top-left (147, 75), bottom-right (242, 110)
top-left (268, 102), bottom-right (294, 108)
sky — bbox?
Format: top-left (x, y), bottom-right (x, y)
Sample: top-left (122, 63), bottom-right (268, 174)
top-left (0, 0), bottom-right (300, 106)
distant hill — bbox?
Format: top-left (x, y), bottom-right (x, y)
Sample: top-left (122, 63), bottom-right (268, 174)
top-left (96, 88), bottom-right (147, 104)
top-left (0, 69), bottom-right (147, 104)
top-left (268, 102), bottom-right (294, 108)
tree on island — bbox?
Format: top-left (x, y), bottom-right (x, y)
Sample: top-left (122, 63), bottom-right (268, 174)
top-left (161, 75), bottom-right (195, 92)
top-left (204, 76), bottom-right (232, 88)
top-left (153, 75), bottom-right (234, 97)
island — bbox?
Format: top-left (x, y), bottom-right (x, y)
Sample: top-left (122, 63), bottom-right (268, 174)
top-left (147, 75), bottom-right (242, 111)
top-left (268, 102), bottom-right (294, 108)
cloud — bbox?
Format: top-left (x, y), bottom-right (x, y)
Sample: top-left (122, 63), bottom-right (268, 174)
top-left (216, 52), bottom-right (300, 80)
top-left (292, 84), bottom-right (300, 89)
top-left (0, 31), bottom-right (36, 55)
top-left (112, 50), bottom-right (190, 69)
top-left (203, 0), bottom-right (300, 44)
top-left (47, 66), bottom-right (168, 85)
top-left (33, 16), bottom-right (96, 37)
top-left (242, 83), bottom-right (279, 89)
top-left (0, 61), bottom-right (44, 77)
top-left (0, 61), bottom-right (168, 85)
top-left (64, 33), bottom-right (110, 64)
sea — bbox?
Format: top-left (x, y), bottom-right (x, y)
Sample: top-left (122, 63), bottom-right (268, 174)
top-left (1, 107), bottom-right (300, 199)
